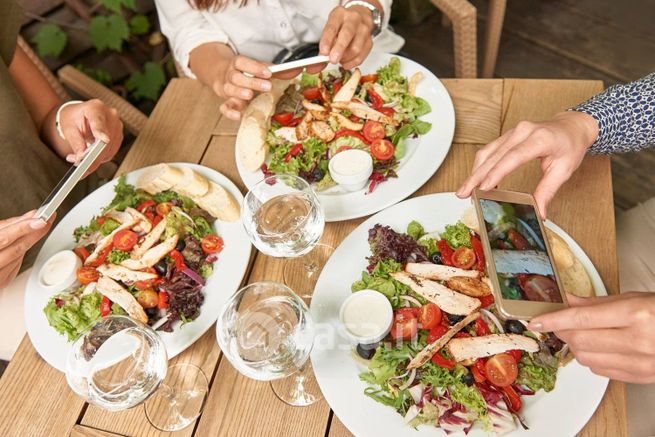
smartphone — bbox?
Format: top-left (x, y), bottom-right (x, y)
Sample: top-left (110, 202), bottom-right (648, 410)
top-left (267, 55), bottom-right (330, 75)
top-left (472, 188), bottom-right (568, 319)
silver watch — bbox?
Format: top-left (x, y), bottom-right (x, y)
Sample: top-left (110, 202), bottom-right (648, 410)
top-left (344, 1), bottom-right (382, 37)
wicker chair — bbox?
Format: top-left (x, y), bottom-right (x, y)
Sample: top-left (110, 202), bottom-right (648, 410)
top-left (16, 36), bottom-right (148, 136)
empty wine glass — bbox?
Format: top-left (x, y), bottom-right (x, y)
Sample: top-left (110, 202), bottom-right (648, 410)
top-left (65, 315), bottom-right (208, 431)
top-left (215, 281), bottom-right (322, 406)
top-left (241, 174), bottom-right (333, 299)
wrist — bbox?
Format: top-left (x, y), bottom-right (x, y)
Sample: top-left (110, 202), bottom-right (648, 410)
top-left (555, 111), bottom-right (599, 152)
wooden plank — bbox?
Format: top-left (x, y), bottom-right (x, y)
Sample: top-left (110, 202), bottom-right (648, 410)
top-left (213, 116), bottom-right (240, 136)
top-left (116, 78), bottom-right (222, 175)
top-left (442, 79), bottom-right (502, 144)
top-left (202, 135), bottom-right (244, 193)
top-left (0, 336), bottom-right (85, 437)
top-left (71, 424), bottom-right (125, 437)
top-left (327, 416), bottom-right (352, 437)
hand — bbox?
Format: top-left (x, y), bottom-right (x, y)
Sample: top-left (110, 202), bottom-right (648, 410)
top-left (0, 211), bottom-right (55, 288)
top-left (58, 99), bottom-right (123, 172)
top-left (456, 111), bottom-right (599, 217)
top-left (319, 4), bottom-right (375, 69)
top-left (528, 293), bottom-right (655, 384)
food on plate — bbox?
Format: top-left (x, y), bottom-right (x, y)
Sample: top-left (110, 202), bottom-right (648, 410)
top-left (238, 57), bottom-right (433, 193)
top-left (44, 165), bottom-right (235, 341)
top-left (545, 228), bottom-right (594, 297)
top-left (350, 217), bottom-right (578, 434)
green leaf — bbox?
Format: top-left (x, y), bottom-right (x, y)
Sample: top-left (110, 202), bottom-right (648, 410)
top-left (31, 24), bottom-right (67, 58)
top-left (75, 64), bottom-right (113, 86)
top-left (129, 15), bottom-right (150, 35)
top-left (126, 62), bottom-right (166, 101)
top-left (100, 0), bottom-right (136, 14)
top-left (89, 14), bottom-right (130, 52)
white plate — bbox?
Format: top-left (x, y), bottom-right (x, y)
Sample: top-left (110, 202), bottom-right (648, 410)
top-left (310, 193), bottom-right (609, 437)
top-left (236, 53), bottom-right (456, 222)
top-left (25, 163), bottom-right (252, 372)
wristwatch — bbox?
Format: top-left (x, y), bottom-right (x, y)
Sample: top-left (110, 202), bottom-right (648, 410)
top-left (344, 1), bottom-right (382, 37)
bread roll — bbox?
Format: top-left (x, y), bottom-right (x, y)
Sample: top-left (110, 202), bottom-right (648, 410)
top-left (173, 167), bottom-right (210, 198)
top-left (237, 110), bottom-right (269, 172)
top-left (193, 181), bottom-right (240, 222)
top-left (545, 228), bottom-right (594, 297)
top-left (136, 163), bottom-right (183, 194)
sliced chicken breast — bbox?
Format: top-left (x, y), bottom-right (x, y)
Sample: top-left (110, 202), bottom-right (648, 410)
top-left (131, 218), bottom-right (167, 259)
top-left (445, 276), bottom-right (492, 297)
top-left (391, 272), bottom-right (481, 315)
top-left (96, 276), bottom-right (148, 324)
top-left (97, 264), bottom-right (158, 284)
top-left (333, 68), bottom-right (361, 102)
top-left (85, 219), bottom-right (137, 266)
top-left (446, 334), bottom-right (540, 362)
top-left (405, 263), bottom-right (480, 281)
top-left (121, 235), bottom-right (179, 270)
top-left (125, 207), bottom-right (152, 234)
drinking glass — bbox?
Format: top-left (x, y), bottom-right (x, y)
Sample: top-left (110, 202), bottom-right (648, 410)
top-left (216, 281), bottom-right (322, 406)
top-left (65, 315), bottom-right (208, 431)
top-left (241, 174), bottom-right (332, 299)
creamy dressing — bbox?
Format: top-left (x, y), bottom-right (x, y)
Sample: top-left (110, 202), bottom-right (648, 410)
top-left (40, 250), bottom-right (81, 288)
top-left (341, 291), bottom-right (392, 339)
top-left (330, 149), bottom-right (372, 176)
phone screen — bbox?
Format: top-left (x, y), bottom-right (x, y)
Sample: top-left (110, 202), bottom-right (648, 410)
top-left (478, 199), bottom-right (563, 303)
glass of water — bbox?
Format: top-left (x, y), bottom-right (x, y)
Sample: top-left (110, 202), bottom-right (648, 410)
top-left (215, 281), bottom-right (322, 406)
top-left (241, 174), bottom-right (332, 298)
top-left (65, 315), bottom-right (208, 431)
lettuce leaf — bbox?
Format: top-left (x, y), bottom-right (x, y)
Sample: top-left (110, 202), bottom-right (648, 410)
top-left (44, 291), bottom-right (102, 341)
top-left (517, 354), bottom-right (557, 392)
top-left (440, 221), bottom-right (472, 248)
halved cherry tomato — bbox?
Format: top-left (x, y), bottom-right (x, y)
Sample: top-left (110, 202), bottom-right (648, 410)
top-left (419, 303), bottom-right (442, 330)
top-left (201, 234), bottom-right (224, 254)
top-left (427, 324), bottom-right (449, 343)
top-left (452, 247), bottom-right (476, 270)
top-left (137, 200), bottom-right (155, 213)
top-left (367, 87), bottom-right (384, 109)
top-left (272, 112), bottom-right (294, 125)
top-left (485, 353), bottom-right (519, 387)
top-left (360, 73), bottom-right (378, 83)
top-left (518, 274), bottom-right (561, 302)
top-left (136, 288), bottom-right (159, 309)
top-left (477, 294), bottom-right (495, 308)
top-left (454, 331), bottom-right (471, 338)
top-left (471, 235), bottom-right (485, 272)
top-left (156, 202), bottom-right (173, 216)
top-left (335, 146), bottom-right (352, 154)
top-left (370, 138), bottom-right (395, 161)
top-left (113, 229), bottom-right (138, 251)
top-left (362, 120), bottom-right (385, 143)
top-left (501, 385), bottom-right (522, 412)
top-left (508, 228), bottom-right (530, 250)
top-left (507, 349), bottom-right (523, 363)
top-left (471, 362), bottom-right (486, 383)
top-left (152, 214), bottom-right (164, 227)
top-left (431, 352), bottom-right (455, 370)
top-left (437, 240), bottom-right (455, 266)
top-left (169, 249), bottom-right (186, 271)
top-left (158, 291), bottom-right (169, 309)
top-left (390, 311), bottom-right (418, 340)
top-left (96, 216), bottom-right (107, 225)
top-left (100, 296), bottom-right (112, 317)
top-left (378, 107), bottom-right (395, 117)
top-left (302, 86), bottom-right (321, 100)
top-left (284, 143), bottom-right (303, 163)
top-left (77, 266), bottom-right (99, 285)
top-left (397, 307), bottom-right (420, 319)
top-left (348, 114), bottom-right (362, 123)
top-left (287, 117), bottom-right (302, 127)
top-left (73, 246), bottom-right (90, 263)
top-left (335, 128), bottom-right (369, 145)
top-left (86, 245), bottom-right (112, 267)
top-left (474, 318), bottom-right (491, 336)
top-left (332, 80), bottom-right (343, 96)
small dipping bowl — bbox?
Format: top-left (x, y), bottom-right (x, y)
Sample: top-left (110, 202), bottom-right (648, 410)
top-left (39, 250), bottom-right (82, 291)
top-left (339, 289), bottom-right (393, 345)
top-left (329, 149), bottom-right (373, 192)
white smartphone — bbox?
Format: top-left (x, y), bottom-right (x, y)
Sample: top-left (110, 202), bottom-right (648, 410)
top-left (472, 188), bottom-right (568, 320)
top-left (267, 55), bottom-right (330, 74)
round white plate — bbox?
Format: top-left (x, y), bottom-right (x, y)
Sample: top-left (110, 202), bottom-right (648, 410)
top-left (310, 193), bottom-right (609, 437)
top-left (236, 52), bottom-right (456, 222)
top-left (25, 163), bottom-right (252, 372)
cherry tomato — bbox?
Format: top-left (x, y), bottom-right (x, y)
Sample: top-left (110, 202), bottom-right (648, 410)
top-left (136, 200), bottom-right (155, 213)
top-left (86, 245), bottom-right (112, 267)
top-left (302, 86), bottom-right (321, 100)
top-left (136, 288), bottom-right (159, 309)
top-left (332, 80), bottom-right (343, 96)
top-left (471, 235), bottom-right (485, 272)
top-left (397, 307), bottom-right (420, 318)
top-left (518, 274), bottom-right (561, 302)
top-left (390, 311), bottom-right (418, 340)
top-left (348, 114), bottom-right (362, 123)
top-left (471, 362), bottom-right (486, 383)
top-left (272, 112), bottom-right (294, 125)
top-left (427, 324), bottom-right (449, 343)
top-left (287, 117), bottom-right (302, 127)
top-left (152, 214), bottom-right (163, 227)
top-left (501, 385), bottom-right (522, 412)
top-left (507, 349), bottom-right (523, 363)
top-left (169, 249), bottom-right (187, 271)
top-left (437, 240), bottom-right (455, 266)
top-left (156, 202), bottom-right (173, 216)
top-left (158, 291), bottom-right (170, 309)
top-left (362, 120), bottom-right (386, 143)
top-left (431, 352), bottom-right (455, 370)
top-left (485, 353), bottom-right (519, 387)
top-left (100, 296), bottom-right (112, 317)
top-left (76, 266), bottom-right (99, 285)
top-left (95, 216), bottom-right (107, 225)
top-left (284, 143), bottom-right (303, 163)
top-left (477, 294), bottom-right (495, 308)
top-left (73, 246), bottom-right (90, 263)
top-left (454, 331), bottom-right (471, 338)
top-left (378, 107), bottom-right (395, 117)
top-left (370, 139), bottom-right (395, 161)
top-left (508, 228), bottom-right (530, 250)
top-left (201, 234), bottom-right (224, 254)
top-left (419, 303), bottom-right (442, 330)
top-left (360, 73), bottom-right (379, 83)
top-left (367, 87), bottom-right (384, 109)
top-left (113, 229), bottom-right (138, 251)
top-left (452, 247), bottom-right (476, 270)
top-left (474, 318), bottom-right (491, 336)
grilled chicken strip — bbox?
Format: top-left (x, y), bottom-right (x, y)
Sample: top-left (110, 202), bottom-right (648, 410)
top-left (96, 276), bottom-right (148, 324)
top-left (131, 218), bottom-right (167, 259)
top-left (126, 207), bottom-right (152, 234)
top-left (330, 112), bottom-right (363, 131)
top-left (446, 334), bottom-right (539, 362)
top-left (445, 276), bottom-right (492, 297)
top-left (332, 101), bottom-right (397, 125)
top-left (333, 68), bottom-right (361, 102)
top-left (97, 264), bottom-right (158, 284)
top-left (121, 235), bottom-right (179, 270)
top-left (391, 272), bottom-right (481, 315)
top-left (405, 263), bottom-right (480, 281)
top-left (85, 218), bottom-right (137, 266)
top-left (310, 121), bottom-right (336, 142)
top-left (274, 126), bottom-right (299, 143)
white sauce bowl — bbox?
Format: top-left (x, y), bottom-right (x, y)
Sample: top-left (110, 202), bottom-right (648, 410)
top-left (329, 149), bottom-right (373, 192)
top-left (339, 289), bottom-right (393, 345)
top-left (38, 250), bottom-right (81, 292)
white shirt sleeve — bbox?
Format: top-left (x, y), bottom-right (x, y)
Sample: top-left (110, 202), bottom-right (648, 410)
top-left (154, 0), bottom-right (235, 78)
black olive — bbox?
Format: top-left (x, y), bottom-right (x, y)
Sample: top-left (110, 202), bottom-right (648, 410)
top-left (356, 343), bottom-right (378, 360)
top-left (145, 307), bottom-right (158, 318)
top-left (447, 313), bottom-right (465, 324)
top-left (154, 260), bottom-right (167, 276)
top-left (461, 372), bottom-right (474, 386)
top-left (175, 240), bottom-right (186, 252)
top-left (311, 166), bottom-right (325, 182)
top-left (545, 333), bottom-right (564, 353)
top-left (505, 319), bottom-right (526, 334)
top-left (430, 252), bottom-right (443, 265)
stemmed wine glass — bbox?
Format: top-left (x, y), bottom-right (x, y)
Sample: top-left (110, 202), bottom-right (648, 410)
top-left (65, 315), bottom-right (208, 432)
top-left (216, 281), bottom-right (321, 406)
top-left (241, 174), bottom-right (332, 299)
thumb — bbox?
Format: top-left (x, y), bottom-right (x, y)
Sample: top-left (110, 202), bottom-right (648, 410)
top-left (533, 164), bottom-right (571, 218)
top-left (61, 124), bottom-right (88, 164)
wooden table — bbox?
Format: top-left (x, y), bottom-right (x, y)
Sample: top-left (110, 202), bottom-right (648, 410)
top-left (0, 78), bottom-right (627, 437)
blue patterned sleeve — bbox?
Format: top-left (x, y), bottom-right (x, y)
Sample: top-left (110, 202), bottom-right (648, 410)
top-left (572, 72), bottom-right (655, 155)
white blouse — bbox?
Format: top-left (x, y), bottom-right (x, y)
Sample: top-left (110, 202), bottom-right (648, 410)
top-left (154, 0), bottom-right (403, 78)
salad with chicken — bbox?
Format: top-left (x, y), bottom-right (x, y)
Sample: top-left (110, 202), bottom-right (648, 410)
top-left (262, 57), bottom-right (432, 193)
top-left (350, 219), bottom-right (569, 435)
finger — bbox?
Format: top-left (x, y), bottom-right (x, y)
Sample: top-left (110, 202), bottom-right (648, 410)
top-left (223, 81), bottom-right (256, 101)
top-left (477, 139), bottom-right (545, 191)
top-left (565, 293), bottom-right (643, 307)
top-left (220, 98), bottom-right (247, 121)
top-left (233, 56), bottom-right (272, 78)
top-left (573, 351), bottom-right (655, 380)
top-left (0, 215), bottom-right (48, 250)
top-left (556, 328), bottom-right (636, 354)
top-left (0, 221), bottom-right (52, 268)
top-left (273, 67), bottom-right (305, 80)
top-left (341, 33), bottom-right (372, 70)
top-left (532, 163), bottom-right (572, 218)
top-left (85, 109), bottom-right (112, 145)
top-left (319, 9), bottom-right (344, 56)
top-left (305, 63), bottom-right (328, 74)
top-left (529, 299), bottom-right (635, 332)
top-left (61, 123), bottom-right (88, 163)
top-left (0, 210), bottom-right (37, 229)
top-left (588, 367), bottom-right (655, 384)
top-left (330, 19), bottom-right (358, 64)
top-left (231, 71), bottom-right (272, 93)
top-left (0, 257), bottom-right (22, 288)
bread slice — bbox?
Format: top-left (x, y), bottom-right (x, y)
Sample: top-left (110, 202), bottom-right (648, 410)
top-left (193, 181), bottom-right (240, 222)
top-left (173, 167), bottom-right (210, 198)
top-left (136, 163), bottom-right (183, 194)
top-left (237, 110), bottom-right (269, 172)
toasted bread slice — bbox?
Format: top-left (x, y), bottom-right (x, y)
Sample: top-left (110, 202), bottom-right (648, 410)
top-left (173, 167), bottom-right (210, 198)
top-left (446, 334), bottom-right (539, 362)
top-left (237, 110), bottom-right (269, 172)
top-left (193, 181), bottom-right (240, 222)
top-left (136, 163), bottom-right (183, 194)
